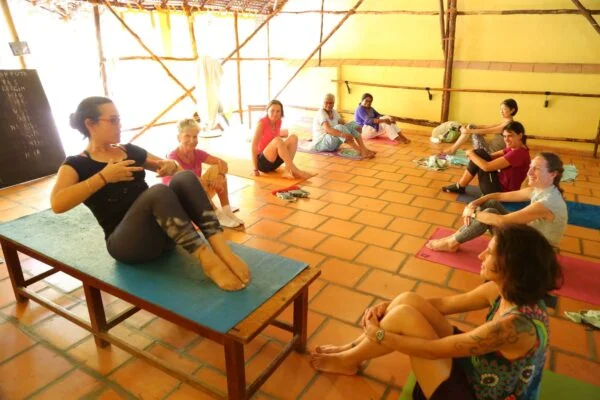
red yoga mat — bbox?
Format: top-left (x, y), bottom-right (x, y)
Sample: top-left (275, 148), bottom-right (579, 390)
top-left (417, 227), bottom-right (600, 305)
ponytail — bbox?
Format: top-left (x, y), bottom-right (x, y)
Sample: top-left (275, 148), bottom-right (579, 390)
top-left (539, 152), bottom-right (564, 196)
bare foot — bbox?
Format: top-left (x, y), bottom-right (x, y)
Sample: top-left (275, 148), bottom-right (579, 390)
top-left (294, 169), bottom-right (318, 180)
top-left (281, 168), bottom-right (295, 179)
top-left (360, 150), bottom-right (375, 159)
top-left (315, 342), bottom-right (356, 354)
top-left (194, 245), bottom-right (245, 291)
top-left (208, 235), bottom-right (251, 284)
top-left (310, 353), bottom-right (360, 375)
top-left (425, 238), bottom-right (459, 252)
top-left (397, 133), bottom-right (411, 144)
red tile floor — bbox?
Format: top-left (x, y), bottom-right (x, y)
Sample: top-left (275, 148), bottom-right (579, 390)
top-left (0, 131), bottom-right (599, 399)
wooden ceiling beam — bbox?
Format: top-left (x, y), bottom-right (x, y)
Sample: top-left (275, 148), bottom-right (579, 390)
top-left (571, 0), bottom-right (600, 36)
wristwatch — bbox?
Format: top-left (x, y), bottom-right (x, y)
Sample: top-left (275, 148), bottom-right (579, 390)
top-left (375, 328), bottom-right (385, 344)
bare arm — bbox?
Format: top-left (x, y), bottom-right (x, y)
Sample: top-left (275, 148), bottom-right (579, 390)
top-left (251, 121), bottom-right (263, 172)
top-left (477, 201), bottom-right (554, 226)
top-left (428, 281), bottom-right (498, 316)
top-left (375, 313), bottom-right (537, 359)
top-left (143, 152), bottom-right (180, 177)
top-left (204, 155), bottom-right (228, 174)
top-left (467, 150), bottom-right (510, 172)
top-left (322, 121), bottom-right (350, 138)
top-left (467, 120), bottom-right (509, 136)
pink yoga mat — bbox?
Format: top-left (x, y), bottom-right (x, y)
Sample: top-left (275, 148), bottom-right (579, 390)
top-left (417, 227), bottom-right (600, 305)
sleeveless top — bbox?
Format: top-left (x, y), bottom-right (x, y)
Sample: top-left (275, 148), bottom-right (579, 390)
top-left (528, 185), bottom-right (568, 245)
top-left (458, 297), bottom-right (549, 400)
top-left (63, 144), bottom-right (148, 239)
top-left (256, 116), bottom-right (282, 154)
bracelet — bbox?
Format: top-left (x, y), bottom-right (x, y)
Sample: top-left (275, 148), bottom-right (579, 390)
top-left (98, 172), bottom-right (108, 185)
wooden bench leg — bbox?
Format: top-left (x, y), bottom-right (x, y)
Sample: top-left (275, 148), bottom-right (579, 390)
top-left (1, 242), bottom-right (28, 303)
top-left (83, 283), bottom-right (110, 348)
top-left (293, 288), bottom-right (309, 353)
top-left (224, 338), bottom-right (246, 400)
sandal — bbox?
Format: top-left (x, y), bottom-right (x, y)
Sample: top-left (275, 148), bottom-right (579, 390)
top-left (442, 183), bottom-right (465, 194)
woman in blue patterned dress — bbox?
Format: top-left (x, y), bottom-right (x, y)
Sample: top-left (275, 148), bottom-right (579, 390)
top-left (311, 224), bottom-right (562, 400)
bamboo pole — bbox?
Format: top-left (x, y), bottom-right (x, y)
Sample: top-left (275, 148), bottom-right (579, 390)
top-left (439, 0), bottom-right (446, 54)
top-left (109, 55), bottom-right (197, 61)
top-left (221, 1), bottom-right (285, 65)
top-left (93, 5), bottom-right (109, 96)
top-left (101, 0), bottom-right (196, 103)
top-left (276, 9), bottom-right (600, 15)
top-left (274, 0), bottom-right (365, 100)
top-left (318, 0), bottom-right (325, 66)
top-left (267, 20), bottom-right (271, 100)
top-left (441, 0), bottom-right (457, 122)
top-left (185, 3), bottom-right (198, 59)
top-left (331, 79), bottom-right (600, 99)
top-left (234, 11), bottom-right (243, 124)
top-left (1, 0), bottom-right (26, 69)
top-left (571, 0), bottom-right (600, 36)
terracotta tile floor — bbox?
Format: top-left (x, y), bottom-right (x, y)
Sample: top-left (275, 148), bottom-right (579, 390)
top-left (0, 131), bottom-right (599, 399)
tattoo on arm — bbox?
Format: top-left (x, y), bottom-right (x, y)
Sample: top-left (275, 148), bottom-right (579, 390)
top-left (455, 315), bottom-right (535, 355)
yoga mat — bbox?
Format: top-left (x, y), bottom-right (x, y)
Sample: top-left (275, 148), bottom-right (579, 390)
top-left (397, 371), bottom-right (600, 400)
top-left (297, 139), bottom-right (363, 160)
top-left (456, 186), bottom-right (600, 231)
top-left (417, 227), bottom-right (600, 305)
top-left (224, 157), bottom-right (306, 186)
top-left (0, 207), bottom-right (308, 333)
top-left (365, 135), bottom-right (399, 145)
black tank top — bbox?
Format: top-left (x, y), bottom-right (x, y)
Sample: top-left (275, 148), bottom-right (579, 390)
top-left (63, 143), bottom-right (149, 239)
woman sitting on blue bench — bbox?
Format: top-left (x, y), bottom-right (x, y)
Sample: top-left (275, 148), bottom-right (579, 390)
top-left (50, 96), bottom-right (249, 291)
top-left (311, 224), bottom-right (562, 400)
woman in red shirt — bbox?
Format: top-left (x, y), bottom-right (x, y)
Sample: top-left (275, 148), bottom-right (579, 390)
top-left (251, 100), bottom-right (316, 179)
top-left (442, 121), bottom-right (530, 195)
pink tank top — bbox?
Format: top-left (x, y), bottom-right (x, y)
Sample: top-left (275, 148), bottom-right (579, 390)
top-left (257, 116), bottom-right (282, 154)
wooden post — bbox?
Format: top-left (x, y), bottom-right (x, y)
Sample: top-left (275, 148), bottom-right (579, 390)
top-left (441, 0), bottom-right (457, 122)
top-left (234, 11), bottom-right (243, 124)
top-left (1, 0), bottom-right (26, 69)
top-left (318, 0), bottom-right (325, 66)
top-left (185, 4), bottom-right (198, 59)
top-left (571, 0), bottom-right (600, 36)
top-left (101, 0), bottom-right (196, 103)
top-left (267, 20), bottom-right (271, 100)
top-left (274, 0), bottom-right (364, 100)
top-left (439, 0), bottom-right (446, 54)
top-left (93, 5), bottom-right (109, 96)
top-left (221, 1), bottom-right (285, 65)
top-left (594, 119), bottom-right (600, 158)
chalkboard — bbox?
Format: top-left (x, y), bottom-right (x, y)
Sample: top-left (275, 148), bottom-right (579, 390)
top-left (0, 69), bottom-right (65, 189)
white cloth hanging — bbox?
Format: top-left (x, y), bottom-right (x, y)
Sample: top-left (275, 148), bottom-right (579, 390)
top-left (195, 56), bottom-right (223, 130)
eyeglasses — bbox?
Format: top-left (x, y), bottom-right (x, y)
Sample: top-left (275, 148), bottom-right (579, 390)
top-left (324, 101), bottom-right (334, 105)
top-left (98, 116), bottom-right (121, 126)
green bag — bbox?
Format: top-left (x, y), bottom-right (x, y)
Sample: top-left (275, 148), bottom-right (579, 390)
top-left (441, 126), bottom-right (460, 143)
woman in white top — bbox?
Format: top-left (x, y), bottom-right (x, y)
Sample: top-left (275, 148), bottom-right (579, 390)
top-left (427, 152), bottom-right (567, 252)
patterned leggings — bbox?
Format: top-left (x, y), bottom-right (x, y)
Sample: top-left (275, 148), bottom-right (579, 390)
top-left (107, 170), bottom-right (222, 263)
top-left (455, 200), bottom-right (509, 244)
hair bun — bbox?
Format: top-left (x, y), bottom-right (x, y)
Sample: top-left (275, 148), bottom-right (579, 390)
top-left (69, 112), bottom-right (78, 129)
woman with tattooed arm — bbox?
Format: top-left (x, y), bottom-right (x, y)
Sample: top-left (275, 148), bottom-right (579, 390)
top-left (311, 224), bottom-right (562, 400)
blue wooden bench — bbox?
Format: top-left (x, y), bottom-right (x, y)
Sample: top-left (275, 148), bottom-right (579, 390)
top-left (0, 207), bottom-right (320, 399)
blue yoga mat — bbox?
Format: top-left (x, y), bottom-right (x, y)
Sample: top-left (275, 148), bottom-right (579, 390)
top-left (456, 186), bottom-right (600, 230)
top-left (0, 206), bottom-right (307, 333)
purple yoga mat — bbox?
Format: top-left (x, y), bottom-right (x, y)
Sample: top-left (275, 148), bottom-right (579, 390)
top-left (417, 227), bottom-right (600, 305)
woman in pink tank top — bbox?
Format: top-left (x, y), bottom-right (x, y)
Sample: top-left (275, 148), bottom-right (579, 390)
top-left (251, 100), bottom-right (316, 179)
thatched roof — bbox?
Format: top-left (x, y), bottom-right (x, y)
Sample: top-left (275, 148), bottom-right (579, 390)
top-left (28, 0), bottom-right (285, 18)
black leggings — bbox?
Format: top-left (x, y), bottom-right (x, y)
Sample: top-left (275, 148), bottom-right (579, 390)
top-left (107, 170), bottom-right (222, 263)
top-left (466, 149), bottom-right (502, 195)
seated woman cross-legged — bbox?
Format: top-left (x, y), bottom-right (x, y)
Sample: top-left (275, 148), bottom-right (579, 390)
top-left (354, 92), bottom-right (410, 144)
top-left (445, 98), bottom-right (518, 155)
top-left (163, 119), bottom-right (243, 228)
top-left (251, 99), bottom-right (316, 179)
top-left (428, 152), bottom-right (567, 253)
top-left (442, 121), bottom-right (530, 196)
top-left (312, 93), bottom-right (376, 159)
top-left (311, 223), bottom-right (563, 400)
top-left (51, 97), bottom-right (250, 292)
